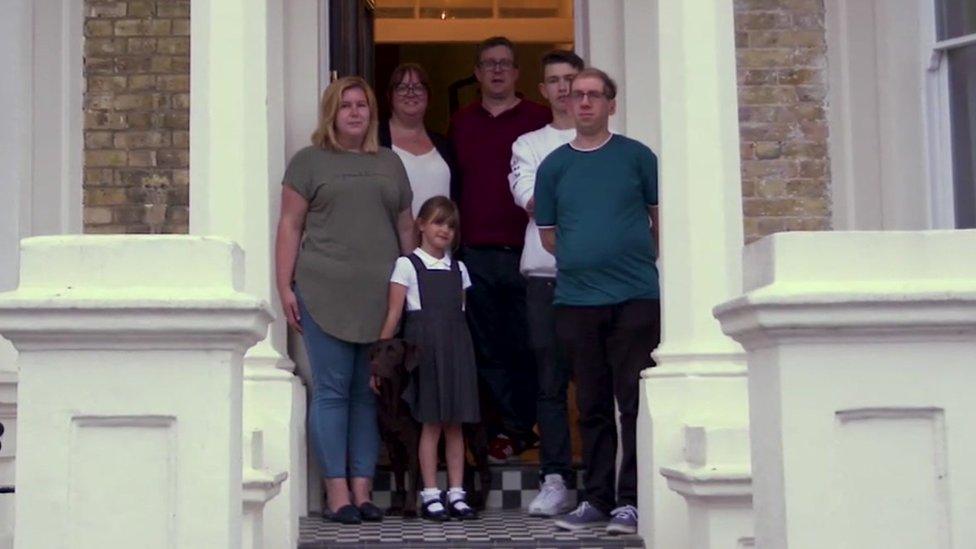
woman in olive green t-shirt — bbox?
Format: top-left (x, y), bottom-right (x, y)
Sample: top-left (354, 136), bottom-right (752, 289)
top-left (275, 76), bottom-right (414, 524)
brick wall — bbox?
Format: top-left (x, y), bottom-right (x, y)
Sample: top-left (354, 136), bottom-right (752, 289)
top-left (734, 0), bottom-right (832, 242)
top-left (83, 0), bottom-right (190, 234)
top-left (81, 1), bottom-right (831, 239)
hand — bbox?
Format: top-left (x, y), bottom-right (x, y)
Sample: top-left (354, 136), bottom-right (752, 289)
top-left (369, 375), bottom-right (381, 395)
top-left (526, 197), bottom-right (535, 217)
top-left (280, 287), bottom-right (303, 334)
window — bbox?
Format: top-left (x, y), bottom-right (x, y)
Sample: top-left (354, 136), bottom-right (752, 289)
top-left (931, 0), bottom-right (976, 228)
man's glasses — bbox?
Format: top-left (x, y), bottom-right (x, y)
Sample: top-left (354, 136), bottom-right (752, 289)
top-left (394, 83), bottom-right (427, 96)
top-left (570, 90), bottom-right (609, 102)
top-left (478, 59), bottom-right (516, 71)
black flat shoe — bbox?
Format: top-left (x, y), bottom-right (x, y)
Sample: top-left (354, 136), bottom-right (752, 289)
top-left (448, 497), bottom-right (478, 520)
top-left (358, 501), bottom-right (384, 522)
top-left (420, 498), bottom-right (449, 522)
top-left (325, 504), bottom-right (361, 524)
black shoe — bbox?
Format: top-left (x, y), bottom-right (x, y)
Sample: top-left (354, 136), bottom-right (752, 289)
top-left (420, 497), bottom-right (449, 522)
top-left (447, 495), bottom-right (479, 520)
top-left (325, 504), bottom-right (361, 524)
top-left (358, 501), bottom-right (384, 522)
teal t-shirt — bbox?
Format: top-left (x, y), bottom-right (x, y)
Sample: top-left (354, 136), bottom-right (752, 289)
top-left (534, 134), bottom-right (659, 306)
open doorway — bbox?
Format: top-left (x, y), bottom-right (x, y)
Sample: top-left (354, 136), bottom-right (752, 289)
top-left (303, 0), bottom-right (584, 515)
top-left (371, 0), bottom-right (580, 473)
top-left (372, 0), bottom-right (575, 133)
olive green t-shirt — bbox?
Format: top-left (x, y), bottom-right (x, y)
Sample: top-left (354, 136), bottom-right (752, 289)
top-left (283, 146), bottom-right (412, 343)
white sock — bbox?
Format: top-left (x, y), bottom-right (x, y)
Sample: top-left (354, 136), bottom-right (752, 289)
top-left (422, 488), bottom-right (444, 512)
top-left (448, 487), bottom-right (470, 509)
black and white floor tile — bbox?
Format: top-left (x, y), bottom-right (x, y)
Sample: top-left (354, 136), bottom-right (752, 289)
top-left (298, 508), bottom-right (644, 548)
top-left (372, 465), bottom-right (581, 510)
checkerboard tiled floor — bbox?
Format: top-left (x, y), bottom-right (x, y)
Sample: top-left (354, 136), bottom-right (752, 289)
top-left (298, 508), bottom-right (644, 548)
top-left (372, 464), bottom-right (581, 510)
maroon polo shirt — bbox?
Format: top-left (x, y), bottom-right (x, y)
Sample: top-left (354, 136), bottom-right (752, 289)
top-left (449, 99), bottom-right (552, 247)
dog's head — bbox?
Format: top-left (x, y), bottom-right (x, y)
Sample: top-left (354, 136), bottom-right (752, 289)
top-left (369, 338), bottom-right (420, 415)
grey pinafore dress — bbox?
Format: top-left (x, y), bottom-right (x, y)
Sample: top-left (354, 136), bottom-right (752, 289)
top-left (401, 253), bottom-right (480, 424)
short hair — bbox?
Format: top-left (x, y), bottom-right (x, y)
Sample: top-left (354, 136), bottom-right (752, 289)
top-left (311, 76), bottom-right (380, 153)
top-left (416, 196), bottom-right (461, 250)
top-left (474, 36), bottom-right (517, 67)
top-left (541, 49), bottom-right (584, 72)
top-left (387, 62), bottom-right (431, 103)
top-left (571, 67), bottom-right (618, 100)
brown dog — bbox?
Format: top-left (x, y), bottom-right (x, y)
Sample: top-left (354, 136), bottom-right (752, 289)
top-left (369, 338), bottom-right (422, 517)
top-left (369, 338), bottom-right (493, 515)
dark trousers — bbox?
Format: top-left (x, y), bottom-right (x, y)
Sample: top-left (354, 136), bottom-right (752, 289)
top-left (462, 247), bottom-right (537, 440)
top-left (526, 276), bottom-right (572, 481)
top-left (555, 298), bottom-right (660, 514)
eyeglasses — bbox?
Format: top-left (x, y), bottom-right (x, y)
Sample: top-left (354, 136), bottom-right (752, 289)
top-left (477, 59), bottom-right (516, 71)
top-left (394, 83), bottom-right (427, 96)
top-left (570, 90), bottom-right (609, 102)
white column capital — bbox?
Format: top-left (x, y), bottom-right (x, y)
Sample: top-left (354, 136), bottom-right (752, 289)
top-left (0, 235), bottom-right (271, 549)
top-left (715, 230), bottom-right (976, 548)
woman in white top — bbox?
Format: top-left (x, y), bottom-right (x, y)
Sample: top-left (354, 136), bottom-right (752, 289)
top-left (379, 63), bottom-right (458, 217)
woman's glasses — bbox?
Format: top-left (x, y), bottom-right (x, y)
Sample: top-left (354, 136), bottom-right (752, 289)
top-left (394, 83), bottom-right (427, 97)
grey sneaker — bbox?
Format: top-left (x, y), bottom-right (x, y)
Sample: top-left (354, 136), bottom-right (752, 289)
top-left (606, 504), bottom-right (638, 535)
top-left (553, 501), bottom-right (609, 531)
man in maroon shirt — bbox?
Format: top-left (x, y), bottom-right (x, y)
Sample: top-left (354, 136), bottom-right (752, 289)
top-left (450, 36), bottom-right (551, 461)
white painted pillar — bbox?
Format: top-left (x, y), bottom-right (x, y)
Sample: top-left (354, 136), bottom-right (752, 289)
top-left (191, 1), bottom-right (307, 545)
top-left (0, 2), bottom-right (84, 545)
top-left (638, 1), bottom-right (749, 547)
top-left (660, 425), bottom-right (754, 549)
top-left (0, 236), bottom-right (271, 549)
top-left (715, 231), bottom-right (976, 549)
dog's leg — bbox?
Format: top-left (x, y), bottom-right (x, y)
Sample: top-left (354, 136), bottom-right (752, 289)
top-left (385, 436), bottom-right (407, 516)
top-left (403, 428), bottom-right (421, 518)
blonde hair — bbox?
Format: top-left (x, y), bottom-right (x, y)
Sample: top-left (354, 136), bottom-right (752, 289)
top-left (311, 76), bottom-right (380, 153)
top-left (416, 196), bottom-right (461, 250)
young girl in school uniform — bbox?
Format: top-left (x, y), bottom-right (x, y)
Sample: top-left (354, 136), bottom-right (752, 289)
top-left (376, 196), bottom-right (481, 521)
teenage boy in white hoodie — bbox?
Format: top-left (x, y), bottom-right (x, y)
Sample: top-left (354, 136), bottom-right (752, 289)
top-left (508, 49), bottom-right (584, 517)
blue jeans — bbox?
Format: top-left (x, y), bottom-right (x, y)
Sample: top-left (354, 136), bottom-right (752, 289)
top-left (296, 287), bottom-right (379, 479)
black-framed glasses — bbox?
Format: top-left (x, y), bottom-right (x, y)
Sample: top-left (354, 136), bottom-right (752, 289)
top-left (478, 59), bottom-right (516, 71)
top-left (394, 83), bottom-right (427, 96)
top-left (570, 90), bottom-right (608, 102)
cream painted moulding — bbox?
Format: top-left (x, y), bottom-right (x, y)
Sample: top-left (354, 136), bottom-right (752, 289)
top-left (0, 236), bottom-right (273, 352)
top-left (713, 230), bottom-right (976, 347)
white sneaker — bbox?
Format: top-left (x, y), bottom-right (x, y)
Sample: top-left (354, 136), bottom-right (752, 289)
top-left (527, 474), bottom-right (574, 517)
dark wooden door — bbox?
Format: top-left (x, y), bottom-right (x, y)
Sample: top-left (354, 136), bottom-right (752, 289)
top-left (329, 0), bottom-right (375, 84)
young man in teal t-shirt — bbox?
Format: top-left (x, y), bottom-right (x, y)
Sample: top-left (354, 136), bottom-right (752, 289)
top-left (535, 68), bottom-right (661, 536)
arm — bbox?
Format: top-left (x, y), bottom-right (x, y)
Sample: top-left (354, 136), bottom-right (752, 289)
top-left (509, 137), bottom-right (538, 213)
top-left (378, 282), bottom-right (408, 340)
top-left (649, 205), bottom-right (659, 254)
top-left (396, 209), bottom-right (416, 254)
top-left (539, 227), bottom-right (556, 254)
top-left (275, 184), bottom-right (309, 333)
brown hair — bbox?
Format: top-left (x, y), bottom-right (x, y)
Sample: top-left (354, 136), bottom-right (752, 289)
top-left (311, 75), bottom-right (380, 153)
top-left (474, 36), bottom-right (517, 68)
top-left (541, 49), bottom-right (584, 71)
top-left (387, 62), bottom-right (431, 103)
top-left (416, 196), bottom-right (461, 250)
top-left (572, 67), bottom-right (618, 100)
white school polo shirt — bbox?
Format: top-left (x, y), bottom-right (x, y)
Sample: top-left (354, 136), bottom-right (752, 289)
top-left (390, 248), bottom-right (472, 311)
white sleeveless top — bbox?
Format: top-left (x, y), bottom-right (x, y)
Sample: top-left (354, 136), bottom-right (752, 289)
top-left (392, 144), bottom-right (452, 218)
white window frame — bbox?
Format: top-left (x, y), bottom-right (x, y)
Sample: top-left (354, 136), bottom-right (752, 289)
top-left (923, 0), bottom-right (976, 228)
